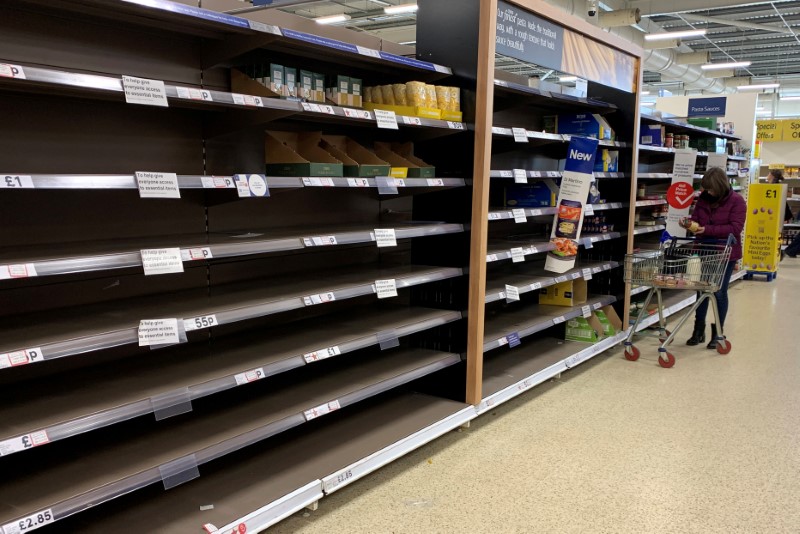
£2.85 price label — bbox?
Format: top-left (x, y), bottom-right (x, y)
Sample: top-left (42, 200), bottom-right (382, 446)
top-left (2, 509), bottom-right (55, 534)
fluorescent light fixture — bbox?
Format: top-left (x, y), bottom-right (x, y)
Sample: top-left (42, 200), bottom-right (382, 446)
top-left (384, 3), bottom-right (418, 14)
top-left (560, 76), bottom-right (578, 82)
top-left (644, 29), bottom-right (706, 41)
top-left (701, 61), bottom-right (751, 71)
top-left (781, 95), bottom-right (800, 101)
top-left (738, 83), bottom-right (780, 91)
top-left (315, 13), bottom-right (351, 24)
top-left (756, 110), bottom-right (773, 115)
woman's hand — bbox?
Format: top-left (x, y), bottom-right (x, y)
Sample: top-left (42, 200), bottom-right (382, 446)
top-left (693, 225), bottom-right (706, 235)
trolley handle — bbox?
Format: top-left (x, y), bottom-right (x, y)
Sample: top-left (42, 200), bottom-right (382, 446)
top-left (660, 231), bottom-right (737, 246)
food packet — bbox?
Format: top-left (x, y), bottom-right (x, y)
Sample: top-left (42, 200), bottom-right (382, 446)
top-left (364, 86), bottom-right (373, 104)
top-left (380, 85), bottom-right (395, 105)
top-left (392, 84), bottom-right (408, 106)
top-left (434, 86), bottom-right (450, 110)
top-left (406, 81), bottom-right (427, 107)
top-left (424, 84), bottom-right (437, 108)
top-left (449, 87), bottom-right (461, 112)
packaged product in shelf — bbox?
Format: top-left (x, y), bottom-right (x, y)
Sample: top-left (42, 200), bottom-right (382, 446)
top-left (269, 63), bottom-right (285, 95)
top-left (313, 72), bottom-right (326, 100)
top-left (587, 181), bottom-right (602, 204)
top-left (592, 150), bottom-right (618, 172)
top-left (543, 115), bottom-right (557, 134)
top-left (380, 85), bottom-right (395, 105)
top-left (321, 135), bottom-right (391, 177)
top-left (363, 82), bottom-right (460, 121)
top-left (505, 183), bottom-right (556, 208)
top-left (327, 75), bottom-right (351, 106)
top-left (687, 117), bottom-right (717, 131)
top-left (285, 67), bottom-right (297, 98)
top-left (556, 113), bottom-right (614, 141)
top-left (565, 315), bottom-right (604, 343)
top-left (300, 70), bottom-right (314, 100)
top-left (351, 78), bottom-right (363, 107)
top-left (389, 142), bottom-right (436, 178)
top-left (641, 124), bottom-right (665, 147)
top-left (392, 84), bottom-right (408, 105)
top-left (265, 131), bottom-right (344, 177)
top-left (539, 278), bottom-right (587, 306)
top-left (435, 86), bottom-right (451, 110)
top-left (595, 306), bottom-right (623, 336)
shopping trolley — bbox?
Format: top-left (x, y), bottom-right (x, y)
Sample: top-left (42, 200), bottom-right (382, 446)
top-left (623, 235), bottom-right (735, 368)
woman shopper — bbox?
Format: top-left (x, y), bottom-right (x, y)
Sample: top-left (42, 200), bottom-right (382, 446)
top-left (681, 167), bottom-right (746, 348)
top-left (769, 169), bottom-right (800, 258)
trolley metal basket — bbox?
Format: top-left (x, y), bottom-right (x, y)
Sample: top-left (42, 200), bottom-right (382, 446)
top-left (623, 235), bottom-right (735, 368)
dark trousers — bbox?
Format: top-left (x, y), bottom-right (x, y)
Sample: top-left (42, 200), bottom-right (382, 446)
top-left (787, 233), bottom-right (800, 256)
top-left (695, 260), bottom-right (736, 329)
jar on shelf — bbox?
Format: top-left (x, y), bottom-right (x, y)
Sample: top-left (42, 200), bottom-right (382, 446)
top-left (665, 133), bottom-right (673, 148)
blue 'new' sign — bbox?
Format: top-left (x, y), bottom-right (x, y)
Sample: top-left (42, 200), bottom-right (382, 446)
top-left (688, 97), bottom-right (727, 117)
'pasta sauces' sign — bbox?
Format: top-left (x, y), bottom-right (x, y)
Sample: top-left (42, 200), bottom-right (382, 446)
top-left (545, 136), bottom-right (599, 273)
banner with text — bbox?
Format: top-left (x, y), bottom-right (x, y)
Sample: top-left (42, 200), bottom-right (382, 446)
top-left (665, 149), bottom-right (698, 238)
top-left (687, 97), bottom-right (727, 118)
top-left (545, 136), bottom-right (599, 273)
top-left (756, 120), bottom-right (782, 142)
top-left (744, 184), bottom-right (787, 273)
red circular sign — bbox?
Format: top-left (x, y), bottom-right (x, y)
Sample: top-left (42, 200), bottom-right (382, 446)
top-left (667, 181), bottom-right (695, 210)
top-left (237, 524), bottom-right (247, 534)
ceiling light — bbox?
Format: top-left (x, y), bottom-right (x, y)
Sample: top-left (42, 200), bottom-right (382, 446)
top-left (781, 95), bottom-right (800, 101)
top-left (641, 91), bottom-right (651, 95)
top-left (641, 102), bottom-right (656, 106)
top-left (315, 13), bottom-right (351, 24)
top-left (560, 76), bottom-right (578, 82)
top-left (644, 29), bottom-right (706, 41)
top-left (384, 3), bottom-right (418, 14)
top-left (701, 61), bottom-right (751, 71)
top-left (738, 83), bottom-right (780, 91)
top-left (756, 110), bottom-right (773, 115)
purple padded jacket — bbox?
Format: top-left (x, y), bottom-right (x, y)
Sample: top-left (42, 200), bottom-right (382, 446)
top-left (689, 190), bottom-right (747, 261)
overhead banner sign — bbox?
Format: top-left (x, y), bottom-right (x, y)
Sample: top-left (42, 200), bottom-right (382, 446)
top-left (687, 97), bottom-right (727, 117)
top-left (545, 136), bottom-right (599, 273)
top-left (781, 118), bottom-right (800, 142)
top-left (757, 120), bottom-right (782, 142)
top-left (665, 149), bottom-right (699, 238)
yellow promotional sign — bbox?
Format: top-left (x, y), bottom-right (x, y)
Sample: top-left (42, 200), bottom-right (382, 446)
top-left (781, 119), bottom-right (800, 142)
top-left (768, 163), bottom-right (785, 170)
top-left (756, 120), bottom-right (783, 142)
top-left (743, 184), bottom-right (787, 273)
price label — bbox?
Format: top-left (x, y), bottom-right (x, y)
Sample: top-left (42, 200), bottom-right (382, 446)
top-left (546, 171), bottom-right (560, 178)
top-left (200, 176), bottom-right (234, 189)
top-left (180, 247), bottom-right (213, 261)
top-left (343, 108), bottom-right (360, 118)
top-left (243, 95), bottom-right (264, 107)
top-left (512, 127), bottom-right (528, 143)
top-left (434, 64), bottom-right (451, 74)
top-left (402, 116), bottom-right (422, 126)
top-left (138, 318), bottom-right (181, 347)
top-left (304, 400), bottom-right (341, 421)
top-left (585, 205), bottom-right (595, 216)
top-left (231, 93), bottom-right (246, 106)
top-left (301, 102), bottom-right (322, 112)
top-left (505, 285), bottom-right (520, 301)
top-left (122, 75), bottom-right (168, 107)
top-left (247, 20), bottom-right (282, 35)
top-left (498, 170), bottom-right (513, 178)
top-left (356, 45), bottom-right (382, 59)
top-left (585, 238), bottom-right (594, 250)
top-left (0, 430), bottom-right (50, 457)
top-left (507, 332), bottom-right (521, 348)
top-left (1, 175), bottom-right (34, 189)
top-left (529, 171), bottom-right (543, 178)
top-left (176, 87), bottom-right (213, 101)
top-left (374, 228), bottom-right (397, 247)
top-left (427, 178), bottom-right (444, 186)
top-left (593, 302), bottom-right (603, 310)
top-left (394, 178), bottom-right (406, 188)
top-left (1, 509), bottom-right (54, 534)
top-left (303, 236), bottom-right (338, 247)
top-left (327, 469), bottom-right (354, 491)
top-left (582, 305), bottom-right (592, 318)
top-left (510, 247), bottom-right (525, 263)
top-left (529, 209), bottom-right (542, 216)
top-left (603, 234), bottom-right (612, 240)
top-left (375, 279), bottom-right (398, 299)
top-left (583, 268), bottom-right (593, 280)
top-left (375, 109), bottom-right (399, 130)
top-left (303, 292), bottom-right (336, 306)
top-left (0, 64), bottom-right (26, 79)
top-left (233, 174), bottom-right (269, 197)
top-left (486, 254), bottom-right (499, 262)
top-left (556, 276), bottom-right (568, 283)
top-left (234, 367), bottom-right (265, 386)
top-left (447, 121), bottom-right (465, 130)
top-left (347, 178), bottom-right (370, 187)
top-left (492, 127), bottom-right (505, 134)
top-left (303, 345), bottom-right (341, 364)
top-left (0, 347), bottom-right (43, 369)
top-left (0, 264), bottom-right (38, 280)
top-left (488, 212), bottom-right (503, 221)
top-left (183, 314), bottom-right (218, 332)
top-left (512, 209), bottom-right (527, 224)
top-left (318, 105), bottom-right (335, 115)
top-left (141, 248), bottom-right (184, 276)
top-left (553, 316), bottom-right (566, 324)
top-left (513, 169), bottom-right (527, 183)
top-left (302, 177), bottom-right (335, 187)
top-left (531, 282), bottom-right (542, 290)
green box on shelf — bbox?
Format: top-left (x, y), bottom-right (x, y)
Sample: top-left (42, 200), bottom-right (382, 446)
top-left (565, 315), bottom-right (602, 343)
top-left (687, 117), bottom-right (717, 131)
top-left (596, 305), bottom-right (623, 337)
top-left (321, 135), bottom-right (391, 177)
top-left (265, 131), bottom-right (344, 177)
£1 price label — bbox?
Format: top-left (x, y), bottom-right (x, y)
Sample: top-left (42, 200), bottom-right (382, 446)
top-left (2, 508), bottom-right (55, 534)
top-left (183, 314), bottom-right (218, 332)
top-left (1, 175), bottom-right (34, 189)
top-left (0, 347), bottom-right (43, 369)
top-left (303, 236), bottom-right (338, 247)
top-left (303, 400), bottom-right (341, 421)
top-left (347, 178), bottom-right (370, 188)
top-left (427, 178), bottom-right (444, 187)
top-left (303, 345), bottom-right (341, 364)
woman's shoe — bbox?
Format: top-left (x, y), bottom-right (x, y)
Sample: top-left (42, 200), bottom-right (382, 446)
top-left (706, 324), bottom-right (722, 349)
top-left (686, 323), bottom-right (705, 346)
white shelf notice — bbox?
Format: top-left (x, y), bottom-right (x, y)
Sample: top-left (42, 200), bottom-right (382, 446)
top-left (304, 400), bottom-right (341, 421)
top-left (513, 169), bottom-right (527, 183)
top-left (375, 109), bottom-right (399, 130)
top-left (141, 248), bottom-right (184, 276)
top-left (234, 367), bottom-right (265, 386)
top-left (303, 345), bottom-right (341, 364)
top-left (512, 127), bottom-right (529, 143)
top-left (138, 319), bottom-right (181, 347)
top-left (375, 279), bottom-right (398, 299)
top-left (505, 284), bottom-right (520, 301)
top-left (511, 247), bottom-right (525, 263)
top-left (1, 175), bottom-right (34, 189)
top-left (234, 174), bottom-right (269, 198)
top-left (122, 75), bottom-right (168, 107)
top-left (135, 171), bottom-right (180, 199)
top-left (374, 228), bottom-right (397, 247)
top-left (512, 209), bottom-right (527, 224)
top-left (2, 508), bottom-right (55, 534)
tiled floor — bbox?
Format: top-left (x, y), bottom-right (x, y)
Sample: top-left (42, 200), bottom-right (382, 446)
top-left (271, 261), bottom-right (800, 534)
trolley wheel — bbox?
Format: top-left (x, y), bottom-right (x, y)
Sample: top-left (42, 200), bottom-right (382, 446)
top-left (658, 352), bottom-right (676, 369)
top-left (716, 339), bottom-right (732, 355)
top-left (659, 329), bottom-right (672, 344)
top-left (624, 345), bottom-right (640, 361)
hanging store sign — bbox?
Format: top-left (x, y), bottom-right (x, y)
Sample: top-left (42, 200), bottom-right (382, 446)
top-left (756, 120), bottom-right (782, 142)
top-left (781, 119), bottom-right (800, 142)
top-left (687, 97), bottom-right (727, 117)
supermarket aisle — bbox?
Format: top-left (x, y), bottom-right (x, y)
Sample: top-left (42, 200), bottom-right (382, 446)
top-left (271, 264), bottom-right (800, 534)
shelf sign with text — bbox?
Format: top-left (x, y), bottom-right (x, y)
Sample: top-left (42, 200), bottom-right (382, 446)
top-left (688, 97), bottom-right (727, 117)
top-left (495, 1), bottom-right (636, 93)
top-left (743, 183), bottom-right (787, 273)
top-left (757, 120), bottom-right (782, 142)
top-left (545, 136), bottom-right (599, 273)
top-left (665, 149), bottom-right (698, 238)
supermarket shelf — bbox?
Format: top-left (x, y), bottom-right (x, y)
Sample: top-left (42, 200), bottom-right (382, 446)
top-left (486, 232), bottom-right (622, 263)
top-left (633, 225), bottom-right (666, 235)
top-left (485, 260), bottom-right (620, 303)
top-left (490, 127), bottom-right (628, 148)
top-left (0, 348), bottom-right (461, 530)
top-left (730, 269), bottom-right (746, 283)
top-left (630, 284), bottom-right (650, 296)
top-left (635, 199), bottom-right (667, 207)
top-left (493, 79), bottom-right (618, 114)
top-left (640, 110), bottom-right (741, 141)
top-left (483, 294), bottom-right (617, 352)
top-left (0, 264), bottom-right (462, 367)
top-left (0, 222), bottom-right (463, 280)
top-left (0, 306), bottom-right (460, 456)
top-left (476, 331), bottom-right (627, 415)
top-left (633, 291), bottom-right (697, 331)
top-left (51, 393), bottom-right (473, 533)
top-left (638, 146), bottom-right (745, 160)
top-left (487, 203), bottom-right (625, 222)
top-left (637, 173), bottom-right (703, 180)
top-left (490, 170), bottom-right (628, 179)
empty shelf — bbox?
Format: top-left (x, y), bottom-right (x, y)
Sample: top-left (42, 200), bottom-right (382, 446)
top-left (485, 260), bottom-right (619, 303)
top-left (486, 232), bottom-right (622, 263)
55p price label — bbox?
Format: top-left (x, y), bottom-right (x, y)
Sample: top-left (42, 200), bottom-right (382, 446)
top-left (183, 314), bottom-right (218, 332)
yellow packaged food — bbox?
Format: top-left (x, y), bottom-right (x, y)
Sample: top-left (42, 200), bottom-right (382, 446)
top-left (449, 87), bottom-right (461, 112)
top-left (364, 86), bottom-right (373, 104)
top-left (381, 85), bottom-right (395, 105)
top-left (435, 86), bottom-right (451, 111)
top-left (406, 81), bottom-right (427, 107)
top-left (424, 84), bottom-right (437, 109)
top-left (371, 86), bottom-right (383, 105)
top-left (392, 84), bottom-right (408, 106)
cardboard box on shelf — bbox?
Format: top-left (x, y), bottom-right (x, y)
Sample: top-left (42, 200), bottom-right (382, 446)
top-left (326, 75), bottom-right (350, 106)
top-left (688, 117), bottom-right (717, 131)
top-left (231, 69), bottom-right (282, 98)
top-left (539, 278), bottom-right (588, 306)
top-left (640, 124), bottom-right (665, 146)
top-left (321, 136), bottom-right (391, 177)
top-left (349, 77), bottom-right (363, 108)
top-left (504, 183), bottom-right (557, 208)
top-left (391, 142), bottom-right (436, 178)
top-left (594, 149), bottom-right (619, 172)
top-left (265, 131), bottom-right (344, 177)
top-left (595, 305), bottom-right (622, 336)
top-left (565, 314), bottom-right (604, 343)
top-left (312, 72), bottom-right (326, 102)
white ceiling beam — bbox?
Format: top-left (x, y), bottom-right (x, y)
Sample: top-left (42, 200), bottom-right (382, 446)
top-left (678, 13), bottom-right (793, 34)
top-left (632, 1), bottom-right (787, 17)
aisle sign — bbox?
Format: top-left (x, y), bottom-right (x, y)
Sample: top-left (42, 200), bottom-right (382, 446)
top-left (743, 183), bottom-right (787, 273)
top-left (781, 119), bottom-right (800, 142)
top-left (756, 120), bottom-right (782, 142)
top-left (665, 149), bottom-right (698, 238)
top-left (122, 75), bottom-right (168, 107)
top-left (545, 136), bottom-right (599, 273)
top-left (688, 97), bottom-right (727, 117)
